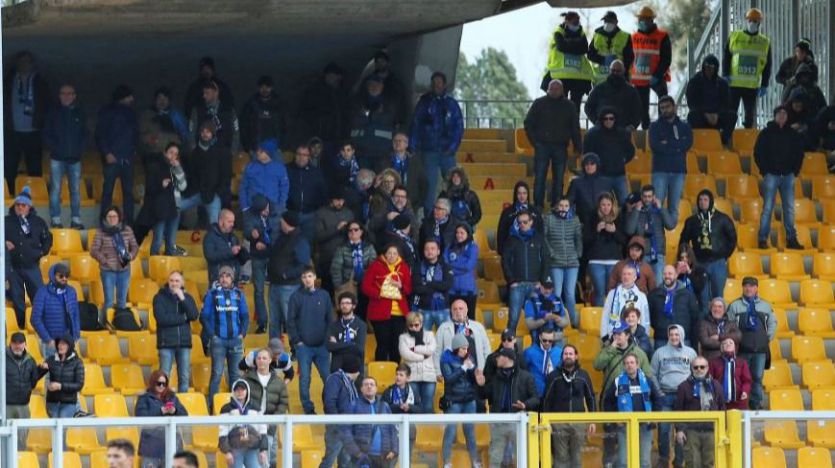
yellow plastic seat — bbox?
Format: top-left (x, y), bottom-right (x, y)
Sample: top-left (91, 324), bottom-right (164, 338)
top-left (808, 419), bottom-right (835, 448)
top-left (772, 308), bottom-right (794, 338)
top-left (802, 361), bottom-right (834, 391)
top-left (736, 223), bottom-right (772, 253)
top-left (473, 228), bottom-right (496, 259)
top-left (69, 254), bottom-right (101, 285)
top-left (801, 151), bottom-right (828, 176)
top-left (726, 174), bottom-right (760, 200)
top-left (762, 360), bottom-right (795, 392)
top-left (178, 392), bottom-right (209, 416)
top-left (66, 426), bottom-right (101, 454)
top-left (129, 278), bottom-right (158, 306)
top-left (798, 447), bottom-right (833, 468)
top-left (191, 335), bottom-right (211, 365)
top-left (112, 363), bottom-right (147, 395)
top-left (691, 129), bottom-right (723, 152)
top-left (105, 426), bottom-right (139, 448)
top-left (812, 249), bottom-right (835, 278)
top-left (800, 279), bottom-right (835, 308)
top-left (482, 256), bottom-right (506, 287)
top-left (758, 279), bottom-right (796, 308)
top-left (732, 128), bottom-right (759, 154)
top-left (739, 198), bottom-right (767, 225)
top-left (367, 361), bottom-right (397, 392)
top-left (798, 308), bottom-right (835, 338)
top-left (94, 393), bottom-right (130, 417)
top-left (128, 332), bottom-right (158, 366)
top-left (775, 225), bottom-right (814, 254)
top-left (81, 363), bottom-right (112, 396)
top-left (26, 428), bottom-right (53, 453)
top-left (685, 151), bottom-right (701, 173)
top-left (15, 176), bottom-right (49, 202)
top-left (683, 174), bottom-right (717, 199)
top-left (148, 256), bottom-right (182, 284)
top-left (713, 197), bottom-right (734, 216)
top-left (213, 392), bottom-right (232, 415)
top-left (67, 279), bottom-right (85, 301)
top-left (89, 280), bottom-right (105, 306)
top-left (190, 424), bottom-right (219, 452)
top-left (86, 333), bottom-right (123, 365)
top-left (48, 452), bottom-right (82, 468)
top-left (300, 449), bottom-right (324, 467)
top-left (18, 452), bottom-right (39, 468)
top-left (792, 335), bottom-right (827, 365)
top-left (823, 199), bottom-right (835, 225)
top-left (722, 278), bottom-right (742, 302)
top-left (191, 361), bottom-right (212, 393)
top-left (770, 339), bottom-right (783, 361)
top-left (768, 387), bottom-right (804, 410)
top-left (728, 252), bottom-right (766, 279)
top-left (819, 224), bottom-right (835, 252)
top-left (28, 394), bottom-right (47, 418)
top-left (50, 228), bottom-right (84, 256)
top-left (769, 252), bottom-right (810, 281)
top-left (278, 424), bottom-right (318, 452)
top-left (752, 446), bottom-right (786, 468)
top-left (814, 176), bottom-right (835, 199)
top-left (514, 128), bottom-right (533, 156)
top-left (793, 198), bottom-right (820, 228)
top-left (568, 333), bottom-right (601, 359)
top-left (707, 151), bottom-right (742, 176)
top-left (763, 420), bottom-right (804, 449)
top-left (39, 255), bottom-right (63, 283)
top-left (414, 425), bottom-right (444, 458)
top-left (813, 387), bottom-right (835, 410)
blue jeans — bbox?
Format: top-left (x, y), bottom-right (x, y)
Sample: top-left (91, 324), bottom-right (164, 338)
top-left (49, 160), bottom-right (82, 221)
top-left (442, 400), bottom-right (477, 464)
top-left (533, 143), bottom-right (568, 208)
top-left (703, 258), bottom-right (728, 304)
top-left (617, 424), bottom-right (652, 468)
top-left (508, 282), bottom-right (537, 334)
top-left (268, 284), bottom-right (299, 338)
top-left (321, 426), bottom-right (350, 468)
top-left (421, 151), bottom-right (457, 215)
top-left (740, 352), bottom-right (767, 409)
top-left (231, 448), bottom-right (261, 468)
top-left (420, 308), bottom-right (449, 332)
top-left (652, 172), bottom-right (685, 223)
top-left (296, 344), bottom-right (330, 413)
top-left (102, 160), bottom-right (135, 224)
top-left (158, 348), bottom-right (191, 393)
top-left (208, 336), bottom-right (243, 405)
top-left (47, 401), bottom-right (79, 418)
top-left (588, 263), bottom-right (615, 307)
top-left (299, 212), bottom-right (316, 245)
top-left (412, 381), bottom-right (436, 413)
top-left (101, 269), bottom-right (130, 312)
top-left (601, 175), bottom-right (629, 206)
top-left (657, 393), bottom-right (683, 462)
top-left (759, 173), bottom-right (796, 242)
top-left (650, 255), bottom-right (666, 287)
top-left (179, 193), bottom-right (221, 226)
top-left (8, 266), bottom-right (41, 329)
top-left (151, 216), bottom-right (179, 255)
top-left (552, 267), bottom-right (579, 328)
top-left (251, 258), bottom-right (268, 328)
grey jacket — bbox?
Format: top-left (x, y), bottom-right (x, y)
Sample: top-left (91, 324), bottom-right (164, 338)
top-left (543, 212), bottom-right (583, 268)
top-left (329, 241), bottom-right (377, 287)
top-left (314, 206), bottom-right (355, 266)
top-left (625, 204), bottom-right (676, 255)
top-left (726, 295), bottom-right (777, 353)
top-left (650, 325), bottom-right (698, 393)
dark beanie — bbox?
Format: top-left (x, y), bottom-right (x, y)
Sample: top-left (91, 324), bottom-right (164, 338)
top-left (392, 214), bottom-right (411, 230)
top-left (53, 263), bottom-right (70, 278)
top-left (112, 85), bottom-right (133, 103)
top-left (250, 194), bottom-right (269, 214)
top-left (282, 211), bottom-right (300, 228)
top-left (341, 354), bottom-right (362, 374)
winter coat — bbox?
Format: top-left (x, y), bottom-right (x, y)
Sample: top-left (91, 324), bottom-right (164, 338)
top-left (411, 259), bottom-right (453, 311)
top-left (649, 116), bottom-right (693, 173)
top-left (444, 239), bottom-right (479, 296)
top-left (267, 229), bottom-right (310, 285)
top-left (584, 74), bottom-right (642, 128)
top-left (31, 264), bottom-right (81, 342)
top-left (726, 296), bottom-right (776, 354)
top-left (241, 209), bottom-right (276, 260)
top-left (239, 92), bottom-right (285, 153)
top-left (348, 94), bottom-right (400, 163)
top-left (440, 350), bottom-right (478, 403)
top-left (4, 70), bottom-right (48, 131)
top-left (593, 342), bottom-right (652, 403)
top-left (45, 345), bottom-right (84, 404)
top-left (381, 382), bottom-right (422, 413)
top-left (582, 123), bottom-right (636, 177)
top-left (152, 287), bottom-right (199, 349)
top-left (651, 328), bottom-right (698, 393)
top-left (201, 285), bottom-right (249, 340)
top-left (5, 348), bottom-right (46, 405)
top-left (287, 287), bottom-right (333, 347)
top-left (754, 121), bottom-right (805, 176)
top-left (326, 316), bottom-right (367, 373)
top-left (410, 92), bottom-right (464, 154)
top-left (484, 343), bottom-right (527, 381)
top-left (685, 56), bottom-right (732, 115)
top-left (440, 176), bottom-right (482, 227)
top-left (361, 257), bottom-right (412, 321)
top-left (679, 191), bottom-right (737, 262)
top-left (501, 230), bottom-right (550, 285)
top-left (648, 283), bottom-right (701, 341)
top-left (43, 103), bottom-right (85, 163)
top-left (543, 211), bottom-right (583, 268)
top-left (817, 104), bottom-right (835, 150)
top-left (314, 206), bottom-right (355, 267)
top-left (138, 107), bottom-right (190, 155)
top-left (238, 159), bottom-right (289, 211)
top-left (90, 225), bottom-right (139, 272)
top-left (600, 284), bottom-right (650, 338)
top-left (418, 216), bottom-right (457, 254)
top-left (566, 174), bottom-right (614, 224)
top-left (630, 324), bottom-right (655, 359)
top-left (583, 211), bottom-right (626, 262)
top-left (434, 320), bottom-right (492, 373)
top-left (776, 55), bottom-right (818, 86)
top-left (142, 156), bottom-right (187, 222)
top-left (674, 377), bottom-right (726, 429)
top-left (524, 95), bottom-right (582, 148)
top-left (298, 78), bottom-right (349, 144)
top-left (183, 142), bottom-right (231, 204)
top-left (708, 354), bottom-right (752, 410)
top-left (542, 364), bottom-right (596, 412)
top-left (524, 344), bottom-right (564, 395)
top-left (218, 382), bottom-right (269, 453)
top-left (286, 162), bottom-right (327, 214)
top-left (399, 330), bottom-right (438, 382)
top-left (5, 207), bottom-right (52, 269)
top-left (607, 259), bottom-right (657, 294)
top-left (384, 152), bottom-right (427, 210)
top-left (330, 241), bottom-right (377, 287)
top-left (343, 397), bottom-right (399, 457)
top-left (323, 370), bottom-right (359, 415)
top-left (203, 224), bottom-right (247, 283)
top-left (698, 314), bottom-right (743, 361)
top-left (478, 365), bottom-right (540, 412)
top-left (189, 101), bottom-right (239, 153)
top-left (135, 391), bottom-right (187, 459)
top-left (95, 103), bottom-right (139, 161)
top-left (243, 369), bottom-right (290, 416)
top-left (625, 204), bottom-right (676, 257)
top-left (497, 202), bottom-right (543, 256)
top-left (183, 76), bottom-right (235, 119)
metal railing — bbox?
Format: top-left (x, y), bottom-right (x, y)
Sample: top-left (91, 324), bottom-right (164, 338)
top-left (459, 98), bottom-right (598, 129)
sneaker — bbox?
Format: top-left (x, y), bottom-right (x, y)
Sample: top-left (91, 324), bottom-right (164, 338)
top-left (169, 245), bottom-right (188, 256)
top-left (786, 237), bottom-right (804, 250)
top-left (443, 464), bottom-right (452, 468)
top-left (303, 408), bottom-right (316, 415)
top-left (70, 221), bottom-right (85, 230)
top-left (51, 221), bottom-right (63, 228)
top-left (757, 239), bottom-right (769, 249)
top-left (254, 325), bottom-right (266, 334)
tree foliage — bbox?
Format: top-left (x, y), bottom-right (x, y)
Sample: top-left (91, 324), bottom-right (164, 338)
top-left (455, 48), bottom-right (531, 128)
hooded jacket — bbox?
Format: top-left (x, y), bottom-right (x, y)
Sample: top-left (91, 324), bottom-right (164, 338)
top-left (243, 368), bottom-right (290, 417)
top-left (435, 319), bottom-right (492, 373)
top-left (501, 228), bottom-right (549, 285)
top-left (524, 94), bottom-right (582, 148)
top-left (43, 102), bottom-right (86, 163)
top-left (314, 204), bottom-right (355, 267)
top-left (45, 336), bottom-right (84, 404)
top-left (152, 286), bottom-right (200, 349)
top-left (648, 282), bottom-right (701, 341)
top-left (343, 395), bottom-right (399, 458)
top-left (440, 168), bottom-right (482, 227)
top-left (542, 362), bottom-right (596, 412)
top-left (31, 264), bottom-right (81, 342)
top-left (649, 114), bottom-right (693, 173)
top-left (582, 111), bottom-right (636, 177)
top-left (241, 199), bottom-right (276, 260)
top-left (5, 347), bottom-right (46, 405)
top-left (685, 55), bottom-right (732, 115)
top-left (5, 205), bottom-right (52, 269)
top-left (478, 364), bottom-right (540, 412)
top-left (381, 381), bottom-right (422, 413)
top-left (754, 119), bottom-right (805, 176)
top-left (238, 155), bottom-right (289, 212)
top-left (410, 91), bottom-right (464, 154)
top-left (524, 343), bottom-right (564, 395)
top-left (651, 325), bottom-right (698, 393)
top-left (323, 369), bottom-right (359, 415)
top-left (679, 190), bottom-right (737, 262)
top-left (776, 54), bottom-right (818, 86)
top-left (780, 63), bottom-right (827, 114)
top-left (584, 74), bottom-right (642, 128)
top-left (593, 341), bottom-right (652, 403)
top-left (543, 208), bottom-right (583, 267)
top-left (608, 258), bottom-right (657, 295)
top-left (95, 102), bottom-right (139, 161)
top-left (203, 223), bottom-right (246, 283)
top-left (444, 223), bottom-right (479, 295)
top-left (218, 380), bottom-right (269, 453)
top-left (286, 161), bottom-right (327, 214)
top-left (566, 170), bottom-right (614, 224)
top-left (497, 183), bottom-right (543, 255)
top-left (287, 287), bottom-right (333, 347)
top-left (440, 349), bottom-right (478, 403)
top-left (698, 312), bottom-right (743, 361)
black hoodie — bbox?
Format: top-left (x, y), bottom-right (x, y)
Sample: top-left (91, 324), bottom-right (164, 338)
top-left (582, 107), bottom-right (636, 177)
top-left (754, 118), bottom-right (805, 176)
top-left (584, 73), bottom-right (642, 128)
top-left (685, 55), bottom-right (731, 115)
top-left (679, 189), bottom-right (737, 262)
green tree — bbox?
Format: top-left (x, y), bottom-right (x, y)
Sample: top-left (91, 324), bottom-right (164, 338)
top-left (455, 48), bottom-right (531, 128)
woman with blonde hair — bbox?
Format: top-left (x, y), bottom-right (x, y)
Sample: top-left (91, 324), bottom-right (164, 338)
top-left (398, 312), bottom-right (438, 413)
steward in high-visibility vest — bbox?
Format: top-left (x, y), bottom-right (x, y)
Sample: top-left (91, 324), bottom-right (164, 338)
top-left (588, 10), bottom-right (634, 83)
top-left (722, 7), bottom-right (772, 128)
top-left (629, 6), bottom-right (672, 129)
top-left (542, 11), bottom-right (593, 113)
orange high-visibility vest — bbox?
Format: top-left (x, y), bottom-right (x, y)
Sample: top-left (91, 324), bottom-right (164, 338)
top-left (630, 28), bottom-right (671, 87)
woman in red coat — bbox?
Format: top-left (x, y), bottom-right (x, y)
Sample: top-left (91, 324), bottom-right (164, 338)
top-left (361, 243), bottom-right (412, 362)
top-left (708, 336), bottom-right (752, 410)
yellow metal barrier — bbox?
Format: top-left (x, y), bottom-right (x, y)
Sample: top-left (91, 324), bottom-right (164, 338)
top-left (533, 411), bottom-right (739, 468)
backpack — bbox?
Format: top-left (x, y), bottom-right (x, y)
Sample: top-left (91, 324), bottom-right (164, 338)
top-left (112, 307), bottom-right (142, 331)
top-left (78, 302), bottom-right (104, 331)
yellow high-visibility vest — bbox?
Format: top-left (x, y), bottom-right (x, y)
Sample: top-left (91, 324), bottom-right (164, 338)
top-left (591, 30), bottom-right (631, 83)
top-left (728, 30), bottom-right (770, 89)
top-left (546, 26), bottom-right (594, 82)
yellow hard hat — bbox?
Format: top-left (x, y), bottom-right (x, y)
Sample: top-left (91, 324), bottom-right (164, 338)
top-left (745, 8), bottom-right (763, 22)
top-left (637, 6), bottom-right (656, 19)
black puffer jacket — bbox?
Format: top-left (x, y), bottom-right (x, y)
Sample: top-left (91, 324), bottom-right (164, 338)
top-left (582, 117), bottom-right (636, 177)
top-left (501, 229), bottom-right (549, 285)
top-left (566, 173), bottom-right (614, 224)
top-left (754, 120), bottom-right (805, 176)
top-left (5, 348), bottom-right (46, 405)
top-left (45, 338), bottom-right (84, 404)
top-left (135, 391), bottom-right (188, 459)
top-left (583, 211), bottom-right (626, 262)
top-left (153, 287), bottom-right (200, 349)
top-left (5, 206), bottom-right (52, 269)
top-left (679, 190), bottom-right (737, 262)
top-left (542, 364), bottom-right (597, 412)
top-left (440, 168), bottom-right (482, 227)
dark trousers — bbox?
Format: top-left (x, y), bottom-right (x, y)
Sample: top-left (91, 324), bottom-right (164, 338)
top-left (371, 316), bottom-right (406, 362)
top-left (730, 87), bottom-right (758, 129)
top-left (562, 79), bottom-right (592, 115)
top-left (101, 161), bottom-right (135, 224)
top-left (5, 130), bottom-right (43, 193)
top-left (8, 266), bottom-right (42, 329)
top-left (533, 142), bottom-right (568, 208)
top-left (636, 82), bottom-right (669, 129)
top-left (687, 111), bottom-right (735, 144)
top-left (449, 293), bottom-right (478, 321)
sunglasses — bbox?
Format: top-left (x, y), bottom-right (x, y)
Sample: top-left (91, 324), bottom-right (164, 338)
top-left (540, 339), bottom-right (555, 344)
top-left (503, 337), bottom-right (515, 342)
top-left (155, 381), bottom-right (168, 387)
top-left (408, 323), bottom-right (423, 329)
top-left (692, 365), bottom-right (707, 370)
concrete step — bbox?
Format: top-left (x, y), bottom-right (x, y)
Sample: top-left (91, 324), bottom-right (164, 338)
top-left (469, 175), bottom-right (533, 191)
top-left (456, 151), bottom-right (522, 164)
top-left (458, 162), bottom-right (528, 178)
top-left (458, 139), bottom-right (509, 153)
top-left (463, 128), bottom-right (511, 140)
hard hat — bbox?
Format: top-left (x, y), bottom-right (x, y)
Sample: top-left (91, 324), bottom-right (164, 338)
top-left (636, 6), bottom-right (656, 19)
top-left (745, 8), bottom-right (763, 22)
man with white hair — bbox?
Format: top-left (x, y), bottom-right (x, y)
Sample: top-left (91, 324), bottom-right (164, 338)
top-left (601, 264), bottom-right (649, 339)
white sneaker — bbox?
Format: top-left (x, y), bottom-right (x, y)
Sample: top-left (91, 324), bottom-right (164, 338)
top-left (473, 463), bottom-right (483, 468)
top-left (443, 464), bottom-right (452, 468)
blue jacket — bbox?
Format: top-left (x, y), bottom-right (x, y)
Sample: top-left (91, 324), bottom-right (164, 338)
top-left (410, 92), bottom-right (464, 154)
top-left (239, 159), bottom-right (289, 212)
top-left (343, 397), bottom-right (399, 458)
top-left (322, 370), bottom-right (359, 415)
top-left (440, 349), bottom-right (478, 403)
top-left (30, 264), bottom-right (80, 342)
top-left (649, 116), bottom-right (693, 173)
top-left (95, 103), bottom-right (139, 161)
top-left (201, 285), bottom-right (249, 339)
top-left (286, 162), bottom-right (327, 214)
top-left (43, 103), bottom-right (85, 163)
top-left (524, 344), bottom-right (564, 395)
top-left (444, 240), bottom-right (479, 295)
top-left (287, 287), bottom-right (333, 347)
